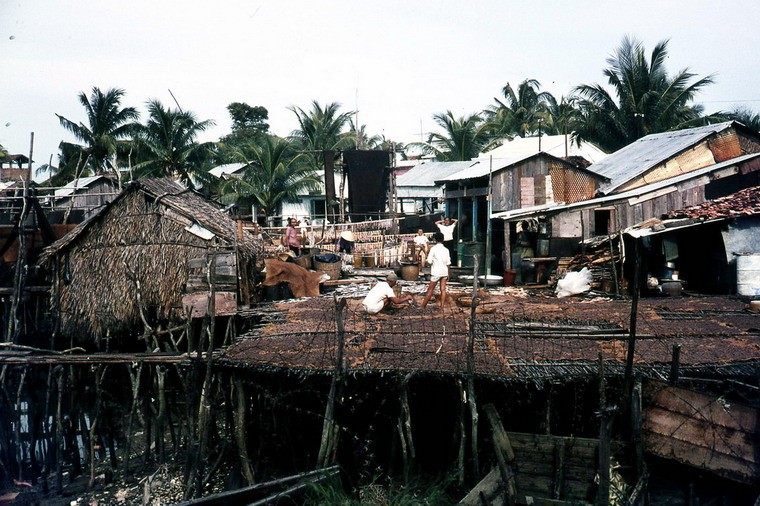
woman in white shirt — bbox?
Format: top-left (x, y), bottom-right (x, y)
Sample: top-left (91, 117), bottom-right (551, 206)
top-left (435, 217), bottom-right (458, 260)
top-left (421, 232), bottom-right (451, 312)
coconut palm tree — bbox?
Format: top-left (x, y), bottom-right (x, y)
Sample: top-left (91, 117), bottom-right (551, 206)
top-left (727, 106), bottom-right (760, 133)
top-left (414, 111), bottom-right (490, 161)
top-left (218, 136), bottom-right (320, 218)
top-left (573, 36), bottom-right (716, 152)
top-left (132, 100), bottom-right (216, 188)
top-left (344, 118), bottom-right (383, 150)
top-left (485, 79), bottom-right (556, 139)
top-left (56, 87), bottom-right (140, 176)
top-left (542, 96), bottom-right (581, 137)
top-left (289, 101), bottom-right (354, 165)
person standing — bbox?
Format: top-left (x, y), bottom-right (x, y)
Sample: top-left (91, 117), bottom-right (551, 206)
top-left (284, 218), bottom-right (301, 255)
top-left (435, 216), bottom-right (458, 259)
top-left (421, 232), bottom-right (451, 312)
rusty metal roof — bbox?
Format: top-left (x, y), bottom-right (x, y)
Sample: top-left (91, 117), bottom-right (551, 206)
top-left (667, 185), bottom-right (760, 220)
top-left (587, 121), bottom-right (736, 194)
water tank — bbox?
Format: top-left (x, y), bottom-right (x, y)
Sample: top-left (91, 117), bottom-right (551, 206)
top-left (736, 254), bottom-right (760, 296)
top-left (459, 242), bottom-right (486, 274)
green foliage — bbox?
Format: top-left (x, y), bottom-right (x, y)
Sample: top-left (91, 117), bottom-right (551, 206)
top-left (219, 102), bottom-right (270, 154)
top-left (132, 99), bottom-right (216, 188)
top-left (218, 135), bottom-right (320, 217)
top-left (485, 79), bottom-right (557, 139)
top-left (414, 111), bottom-right (490, 161)
top-left (572, 36), bottom-right (716, 152)
top-left (55, 86), bottom-right (140, 176)
top-left (726, 106), bottom-right (760, 132)
top-left (290, 100), bottom-right (354, 170)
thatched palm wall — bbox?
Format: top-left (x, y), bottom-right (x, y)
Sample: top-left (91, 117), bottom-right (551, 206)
top-left (52, 188), bottom-right (226, 342)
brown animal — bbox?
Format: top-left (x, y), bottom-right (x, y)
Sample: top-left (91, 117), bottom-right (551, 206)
top-left (262, 259), bottom-right (329, 298)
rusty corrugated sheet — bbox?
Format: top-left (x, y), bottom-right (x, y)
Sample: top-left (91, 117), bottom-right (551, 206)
top-left (708, 130), bottom-right (743, 162)
top-left (643, 380), bottom-right (760, 485)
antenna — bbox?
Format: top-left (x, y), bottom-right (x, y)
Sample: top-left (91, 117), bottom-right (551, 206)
top-left (168, 89), bottom-right (184, 113)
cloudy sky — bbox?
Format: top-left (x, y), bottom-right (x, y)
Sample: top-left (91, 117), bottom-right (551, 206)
top-left (1, 0), bottom-right (759, 174)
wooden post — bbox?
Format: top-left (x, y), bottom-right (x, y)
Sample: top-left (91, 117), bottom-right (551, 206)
top-left (317, 298), bottom-right (347, 468)
top-left (397, 373), bottom-right (415, 483)
top-left (467, 255), bottom-right (480, 480)
top-left (233, 374), bottom-right (255, 486)
top-left (597, 353), bottom-right (610, 506)
top-left (553, 438), bottom-right (566, 500)
top-left (669, 345), bottom-right (681, 386)
top-left (456, 379), bottom-right (466, 486)
top-left (631, 376), bottom-right (645, 482)
top-left (624, 239), bottom-right (641, 398)
top-left (483, 404), bottom-right (516, 505)
top-left (123, 361), bottom-right (143, 479)
top-left (609, 234), bottom-right (620, 297)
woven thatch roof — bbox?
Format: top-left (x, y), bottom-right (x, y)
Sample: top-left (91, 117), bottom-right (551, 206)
top-left (39, 178), bottom-right (262, 342)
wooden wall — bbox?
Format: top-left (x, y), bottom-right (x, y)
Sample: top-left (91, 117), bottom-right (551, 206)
top-left (643, 380), bottom-right (759, 485)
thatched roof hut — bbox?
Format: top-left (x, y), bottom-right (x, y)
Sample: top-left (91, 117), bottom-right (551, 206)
top-left (39, 178), bottom-right (262, 343)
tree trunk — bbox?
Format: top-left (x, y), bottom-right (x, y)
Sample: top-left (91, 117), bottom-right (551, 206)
top-left (233, 375), bottom-right (255, 486)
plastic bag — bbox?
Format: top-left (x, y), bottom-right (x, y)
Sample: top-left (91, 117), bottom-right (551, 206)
top-left (555, 267), bottom-right (593, 298)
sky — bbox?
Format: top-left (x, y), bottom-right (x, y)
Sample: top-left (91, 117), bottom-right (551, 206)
top-left (1, 0), bottom-right (759, 178)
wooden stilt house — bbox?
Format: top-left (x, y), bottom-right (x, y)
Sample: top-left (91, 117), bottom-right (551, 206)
top-left (38, 178), bottom-right (261, 345)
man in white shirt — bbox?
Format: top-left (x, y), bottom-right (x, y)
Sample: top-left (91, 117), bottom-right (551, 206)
top-left (435, 217), bottom-right (458, 261)
top-left (421, 232), bottom-right (451, 312)
top-left (362, 273), bottom-right (413, 314)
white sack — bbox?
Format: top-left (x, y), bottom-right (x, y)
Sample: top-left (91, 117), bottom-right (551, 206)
top-left (555, 267), bottom-right (593, 298)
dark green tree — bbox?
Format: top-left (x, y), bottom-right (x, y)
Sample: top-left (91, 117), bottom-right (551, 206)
top-left (132, 99), bottom-right (216, 188)
top-left (485, 79), bottom-right (556, 139)
top-left (289, 101), bottom-right (354, 168)
top-left (55, 87), bottom-right (140, 176)
top-left (727, 106), bottom-right (760, 132)
top-left (218, 136), bottom-right (320, 217)
top-left (573, 36), bottom-right (715, 152)
top-left (414, 111), bottom-right (490, 161)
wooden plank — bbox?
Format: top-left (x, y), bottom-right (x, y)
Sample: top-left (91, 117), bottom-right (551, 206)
top-left (643, 380), bottom-right (760, 484)
top-left (182, 291), bottom-right (237, 318)
top-left (645, 382), bottom-right (758, 434)
top-left (644, 431), bottom-right (759, 484)
top-left (644, 407), bottom-right (757, 462)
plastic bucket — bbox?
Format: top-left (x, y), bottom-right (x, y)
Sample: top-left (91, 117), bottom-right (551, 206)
top-left (503, 269), bottom-right (517, 286)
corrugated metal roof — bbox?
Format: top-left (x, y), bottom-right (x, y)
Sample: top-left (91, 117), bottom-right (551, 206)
top-left (209, 163), bottom-right (247, 178)
top-left (54, 175), bottom-right (109, 198)
top-left (480, 134), bottom-right (608, 164)
top-left (588, 121), bottom-right (736, 194)
top-left (395, 160), bottom-right (474, 187)
top-left (492, 152), bottom-right (760, 221)
top-left (439, 152), bottom-right (595, 184)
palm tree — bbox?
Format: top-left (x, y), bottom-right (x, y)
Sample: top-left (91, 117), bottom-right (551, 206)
top-left (727, 106), bottom-right (760, 132)
top-left (414, 111), bottom-right (490, 161)
top-left (344, 118), bottom-right (383, 150)
top-left (289, 101), bottom-right (354, 166)
top-left (542, 96), bottom-right (581, 137)
top-left (485, 79), bottom-right (556, 139)
top-left (132, 100), bottom-right (216, 188)
top-left (573, 36), bottom-right (715, 152)
top-left (218, 136), bottom-right (320, 218)
top-left (56, 87), bottom-right (139, 176)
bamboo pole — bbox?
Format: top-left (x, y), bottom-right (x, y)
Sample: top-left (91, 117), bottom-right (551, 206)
top-left (233, 374), bottom-right (255, 486)
top-left (466, 255), bottom-right (480, 480)
top-left (317, 298), bottom-right (347, 468)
